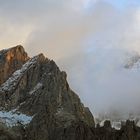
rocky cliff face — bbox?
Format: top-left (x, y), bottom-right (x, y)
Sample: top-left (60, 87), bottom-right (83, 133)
top-left (0, 45), bottom-right (94, 140)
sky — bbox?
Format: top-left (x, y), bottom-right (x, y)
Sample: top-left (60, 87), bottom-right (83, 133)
top-left (1, 0), bottom-right (140, 117)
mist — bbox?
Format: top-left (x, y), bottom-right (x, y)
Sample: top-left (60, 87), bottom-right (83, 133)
top-left (1, 0), bottom-right (140, 117)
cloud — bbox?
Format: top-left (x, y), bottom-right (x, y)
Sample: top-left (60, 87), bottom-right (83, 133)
top-left (1, 0), bottom-right (140, 117)
top-left (25, 0), bottom-right (119, 58)
top-left (25, 1), bottom-right (140, 116)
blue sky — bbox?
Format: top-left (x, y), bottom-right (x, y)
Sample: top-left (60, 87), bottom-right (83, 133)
top-left (107, 0), bottom-right (140, 9)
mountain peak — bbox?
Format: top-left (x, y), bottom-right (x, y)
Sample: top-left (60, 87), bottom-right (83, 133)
top-left (0, 45), bottom-right (95, 140)
top-left (0, 45), bottom-right (29, 85)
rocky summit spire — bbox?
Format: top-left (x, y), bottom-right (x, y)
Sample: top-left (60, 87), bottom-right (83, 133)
top-left (0, 45), bottom-right (29, 85)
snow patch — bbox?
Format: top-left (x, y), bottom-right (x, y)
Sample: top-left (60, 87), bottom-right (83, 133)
top-left (0, 55), bottom-right (40, 92)
top-left (111, 121), bottom-right (122, 130)
top-left (0, 110), bottom-right (33, 127)
top-left (29, 83), bottom-right (43, 95)
top-left (136, 120), bottom-right (140, 127)
top-left (96, 119), bottom-right (124, 130)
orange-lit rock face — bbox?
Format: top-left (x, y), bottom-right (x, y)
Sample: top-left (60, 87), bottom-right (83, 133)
top-left (0, 45), bottom-right (29, 85)
top-left (6, 52), bottom-right (14, 61)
